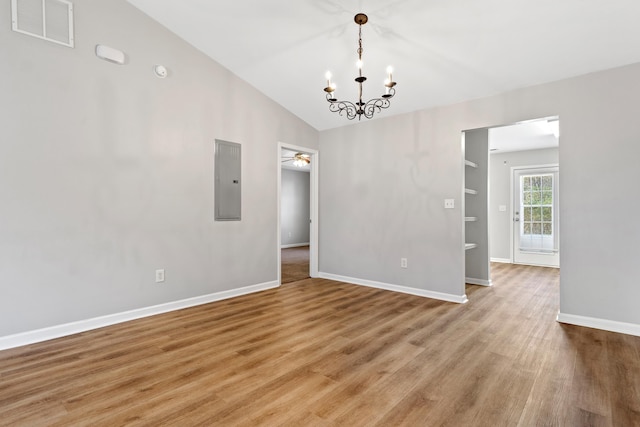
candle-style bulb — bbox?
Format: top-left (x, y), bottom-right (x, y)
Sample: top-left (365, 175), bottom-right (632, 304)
top-left (325, 71), bottom-right (332, 86)
top-left (386, 66), bottom-right (393, 82)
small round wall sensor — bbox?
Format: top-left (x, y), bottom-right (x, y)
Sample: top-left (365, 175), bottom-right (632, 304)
top-left (153, 65), bottom-right (168, 78)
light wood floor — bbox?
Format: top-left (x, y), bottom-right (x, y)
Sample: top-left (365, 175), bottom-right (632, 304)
top-left (1, 263), bottom-right (639, 426)
top-left (281, 245), bottom-right (310, 284)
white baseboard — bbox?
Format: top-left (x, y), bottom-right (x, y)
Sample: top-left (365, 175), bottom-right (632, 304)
top-left (557, 312), bottom-right (640, 337)
top-left (0, 280), bottom-right (279, 351)
top-left (318, 272), bottom-right (468, 304)
top-left (490, 258), bottom-right (512, 264)
top-left (281, 243), bottom-right (310, 249)
top-left (465, 277), bottom-right (493, 287)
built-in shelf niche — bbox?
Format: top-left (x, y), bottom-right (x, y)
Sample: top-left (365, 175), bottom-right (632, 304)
top-left (464, 128), bottom-right (490, 286)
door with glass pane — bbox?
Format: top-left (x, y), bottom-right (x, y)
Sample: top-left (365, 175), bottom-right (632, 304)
top-left (513, 166), bottom-right (559, 267)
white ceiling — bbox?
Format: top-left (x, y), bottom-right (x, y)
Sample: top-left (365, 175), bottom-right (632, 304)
top-left (489, 119), bottom-right (559, 153)
top-left (127, 0), bottom-right (640, 131)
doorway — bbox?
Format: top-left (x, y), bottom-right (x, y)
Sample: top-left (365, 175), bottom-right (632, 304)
top-left (277, 142), bottom-right (319, 284)
top-left (512, 166), bottom-right (559, 267)
top-left (487, 117), bottom-right (560, 268)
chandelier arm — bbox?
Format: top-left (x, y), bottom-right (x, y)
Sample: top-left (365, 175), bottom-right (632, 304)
top-left (362, 97), bottom-right (391, 119)
top-left (327, 95), bottom-right (359, 120)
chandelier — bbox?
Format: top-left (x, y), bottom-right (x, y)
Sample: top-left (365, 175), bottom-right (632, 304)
top-left (323, 13), bottom-right (397, 120)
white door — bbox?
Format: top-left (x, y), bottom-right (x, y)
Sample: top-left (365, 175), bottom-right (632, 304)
top-left (513, 166), bottom-right (559, 267)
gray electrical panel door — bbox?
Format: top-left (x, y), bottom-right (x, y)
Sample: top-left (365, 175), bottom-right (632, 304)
top-left (214, 139), bottom-right (241, 221)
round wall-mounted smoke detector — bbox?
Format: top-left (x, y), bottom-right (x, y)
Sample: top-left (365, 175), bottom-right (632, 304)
top-left (153, 65), bottom-right (168, 78)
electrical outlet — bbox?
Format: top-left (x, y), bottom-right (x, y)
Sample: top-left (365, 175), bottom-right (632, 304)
top-left (444, 199), bottom-right (455, 209)
top-left (401, 258), bottom-right (408, 268)
top-left (155, 269), bottom-right (165, 283)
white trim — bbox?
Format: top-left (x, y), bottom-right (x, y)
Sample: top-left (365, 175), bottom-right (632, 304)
top-left (319, 272), bottom-right (468, 304)
top-left (281, 243), bottom-right (310, 249)
top-left (557, 312), bottom-right (640, 337)
top-left (465, 277), bottom-right (493, 286)
top-left (277, 142), bottom-right (319, 284)
top-left (490, 257), bottom-right (512, 263)
top-left (0, 280), bottom-right (279, 351)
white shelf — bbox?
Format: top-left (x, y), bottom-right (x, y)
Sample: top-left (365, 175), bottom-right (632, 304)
top-left (465, 243), bottom-right (477, 250)
top-left (465, 188), bottom-right (477, 195)
top-left (465, 159), bottom-right (478, 168)
top-left (465, 217), bottom-right (477, 222)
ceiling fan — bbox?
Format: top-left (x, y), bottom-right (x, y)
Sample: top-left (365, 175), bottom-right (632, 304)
top-left (281, 152), bottom-right (310, 167)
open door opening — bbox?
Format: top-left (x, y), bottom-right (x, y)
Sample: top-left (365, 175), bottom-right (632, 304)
top-left (463, 116), bottom-right (560, 296)
top-left (488, 117), bottom-right (560, 268)
top-left (277, 143), bottom-right (319, 284)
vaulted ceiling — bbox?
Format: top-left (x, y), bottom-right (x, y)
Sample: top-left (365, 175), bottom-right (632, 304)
top-left (127, 0), bottom-right (640, 131)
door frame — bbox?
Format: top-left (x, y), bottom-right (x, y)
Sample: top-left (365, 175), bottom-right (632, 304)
top-left (277, 142), bottom-right (319, 283)
top-left (510, 163), bottom-right (559, 267)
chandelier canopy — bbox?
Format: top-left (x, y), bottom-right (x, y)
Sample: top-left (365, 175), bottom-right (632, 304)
top-left (323, 13), bottom-right (397, 121)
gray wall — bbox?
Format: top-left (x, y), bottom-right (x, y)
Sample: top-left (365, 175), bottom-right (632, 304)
top-left (281, 169), bottom-right (310, 246)
top-left (489, 148), bottom-right (559, 261)
top-left (319, 62), bottom-right (640, 326)
top-left (0, 0), bottom-right (317, 336)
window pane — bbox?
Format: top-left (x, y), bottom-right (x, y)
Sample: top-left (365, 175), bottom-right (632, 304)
top-left (543, 223), bottom-right (552, 235)
top-left (542, 207), bottom-right (552, 221)
top-left (523, 208), bottom-right (532, 221)
top-left (523, 177), bottom-right (531, 191)
top-left (523, 223), bottom-right (531, 235)
top-left (542, 191), bottom-right (553, 205)
top-left (532, 191), bottom-right (541, 204)
top-left (532, 176), bottom-right (541, 190)
top-left (532, 207), bottom-right (542, 221)
top-left (532, 222), bottom-right (542, 234)
top-left (524, 191), bottom-right (532, 204)
top-left (542, 175), bottom-right (552, 190)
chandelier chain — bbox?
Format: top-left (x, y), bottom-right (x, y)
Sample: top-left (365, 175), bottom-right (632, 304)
top-left (357, 24), bottom-right (363, 59)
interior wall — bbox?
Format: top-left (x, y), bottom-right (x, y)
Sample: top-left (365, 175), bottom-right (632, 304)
top-left (0, 0), bottom-right (318, 337)
top-left (489, 148), bottom-right (559, 261)
top-left (319, 61), bottom-right (640, 328)
top-left (280, 169), bottom-right (310, 247)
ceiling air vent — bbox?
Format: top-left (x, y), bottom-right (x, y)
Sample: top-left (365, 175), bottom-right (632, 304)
top-left (11, 0), bottom-right (74, 48)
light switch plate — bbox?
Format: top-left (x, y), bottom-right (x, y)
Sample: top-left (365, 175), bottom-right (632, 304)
top-left (444, 199), bottom-right (455, 209)
top-left (155, 269), bottom-right (165, 283)
top-left (499, 205), bottom-right (507, 212)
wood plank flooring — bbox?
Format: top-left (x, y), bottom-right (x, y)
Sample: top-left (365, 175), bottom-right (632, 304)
top-left (1, 263), bottom-right (639, 426)
top-left (281, 245), bottom-right (310, 284)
